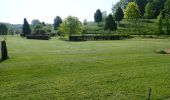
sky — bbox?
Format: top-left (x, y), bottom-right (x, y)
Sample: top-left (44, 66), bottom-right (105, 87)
top-left (0, 0), bottom-right (119, 24)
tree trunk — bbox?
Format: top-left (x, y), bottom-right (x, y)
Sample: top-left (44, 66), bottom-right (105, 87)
top-left (1, 40), bottom-right (8, 61)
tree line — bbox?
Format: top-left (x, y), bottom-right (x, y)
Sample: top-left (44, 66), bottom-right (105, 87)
top-left (0, 0), bottom-right (170, 37)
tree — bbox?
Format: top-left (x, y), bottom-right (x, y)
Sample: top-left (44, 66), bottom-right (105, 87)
top-left (112, 0), bottom-right (134, 12)
top-left (102, 11), bottom-right (107, 21)
top-left (164, 0), bottom-right (170, 34)
top-left (144, 2), bottom-right (155, 19)
top-left (0, 23), bottom-right (8, 35)
top-left (9, 28), bottom-right (15, 36)
top-left (94, 9), bottom-right (102, 26)
top-left (83, 19), bottom-right (87, 25)
top-left (134, 0), bottom-right (147, 17)
top-left (151, 0), bottom-right (166, 18)
top-left (59, 16), bottom-right (83, 37)
top-left (31, 19), bottom-right (40, 27)
top-left (124, 2), bottom-right (141, 20)
top-left (165, 17), bottom-right (170, 34)
top-left (32, 23), bottom-right (51, 35)
top-left (165, 0), bottom-right (170, 17)
top-left (54, 16), bottom-right (62, 30)
top-left (22, 18), bottom-right (31, 37)
top-left (125, 2), bottom-right (141, 35)
top-left (104, 14), bottom-right (117, 31)
top-left (155, 11), bottom-right (163, 35)
top-left (115, 7), bottom-right (124, 24)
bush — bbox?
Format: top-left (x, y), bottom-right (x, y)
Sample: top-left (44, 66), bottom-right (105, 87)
top-left (26, 35), bottom-right (51, 40)
top-left (69, 35), bottom-right (133, 41)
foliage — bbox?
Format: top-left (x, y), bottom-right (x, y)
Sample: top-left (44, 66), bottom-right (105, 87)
top-left (102, 11), bottom-right (107, 21)
top-left (83, 19), bottom-right (87, 25)
top-left (104, 14), bottom-right (117, 31)
top-left (164, 0), bottom-right (170, 17)
top-left (54, 16), bottom-right (62, 30)
top-left (165, 17), bottom-right (170, 34)
top-left (8, 28), bottom-right (15, 36)
top-left (69, 34), bottom-right (132, 41)
top-left (27, 35), bottom-right (51, 40)
top-left (94, 9), bottom-right (102, 25)
top-left (59, 16), bottom-right (83, 37)
top-left (155, 12), bottom-right (163, 35)
top-left (144, 2), bottom-right (154, 19)
top-left (0, 23), bottom-right (8, 35)
top-left (124, 2), bottom-right (141, 20)
top-left (31, 19), bottom-right (40, 27)
top-left (114, 7), bottom-right (124, 23)
top-left (152, 0), bottom-right (166, 18)
top-left (33, 23), bottom-right (51, 35)
top-left (134, 0), bottom-right (147, 16)
top-left (22, 18), bottom-right (31, 37)
top-left (112, 0), bottom-right (133, 12)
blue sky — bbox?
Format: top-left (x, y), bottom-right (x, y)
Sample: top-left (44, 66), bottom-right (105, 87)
top-left (0, 0), bottom-right (119, 24)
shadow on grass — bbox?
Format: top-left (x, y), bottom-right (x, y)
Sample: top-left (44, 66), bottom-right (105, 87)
top-left (0, 57), bottom-right (10, 63)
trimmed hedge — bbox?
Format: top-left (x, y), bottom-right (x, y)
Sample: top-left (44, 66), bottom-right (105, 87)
top-left (27, 35), bottom-right (51, 40)
top-left (69, 35), bottom-right (133, 41)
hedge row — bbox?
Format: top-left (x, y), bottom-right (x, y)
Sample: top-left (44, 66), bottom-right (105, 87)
top-left (69, 35), bottom-right (133, 41)
top-left (26, 35), bottom-right (51, 40)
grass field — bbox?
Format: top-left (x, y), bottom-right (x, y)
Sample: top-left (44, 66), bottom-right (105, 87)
top-left (0, 36), bottom-right (170, 100)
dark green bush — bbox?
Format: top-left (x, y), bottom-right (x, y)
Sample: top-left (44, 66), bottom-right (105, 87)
top-left (69, 35), bottom-right (133, 41)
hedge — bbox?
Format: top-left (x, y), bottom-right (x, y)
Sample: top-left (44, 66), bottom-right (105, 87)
top-left (26, 35), bottom-right (51, 40)
top-left (69, 35), bottom-right (133, 41)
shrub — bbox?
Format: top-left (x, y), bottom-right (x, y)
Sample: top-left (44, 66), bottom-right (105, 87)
top-left (69, 35), bottom-right (133, 41)
top-left (26, 35), bottom-right (51, 40)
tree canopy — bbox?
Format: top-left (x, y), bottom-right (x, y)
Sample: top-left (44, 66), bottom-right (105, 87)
top-left (124, 2), bottom-right (141, 20)
top-left (104, 14), bottom-right (117, 31)
top-left (54, 16), bottom-right (62, 30)
top-left (0, 23), bottom-right (8, 35)
top-left (94, 9), bottom-right (102, 25)
top-left (144, 2), bottom-right (154, 19)
top-left (134, 0), bottom-right (147, 17)
top-left (31, 19), bottom-right (40, 27)
top-left (165, 0), bottom-right (170, 17)
top-left (22, 18), bottom-right (31, 36)
top-left (114, 7), bottom-right (124, 23)
top-left (59, 16), bottom-right (83, 36)
top-left (155, 11), bottom-right (163, 35)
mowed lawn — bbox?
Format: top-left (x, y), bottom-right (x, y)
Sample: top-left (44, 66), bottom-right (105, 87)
top-left (0, 36), bottom-right (170, 100)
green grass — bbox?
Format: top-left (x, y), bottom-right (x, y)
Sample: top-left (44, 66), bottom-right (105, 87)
top-left (0, 36), bottom-right (170, 100)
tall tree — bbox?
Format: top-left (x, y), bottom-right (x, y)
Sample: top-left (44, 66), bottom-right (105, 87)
top-left (144, 2), bottom-right (154, 19)
top-left (31, 19), bottom-right (40, 27)
top-left (135, 0), bottom-right (147, 17)
top-left (22, 18), bottom-right (31, 37)
top-left (83, 19), bottom-right (87, 25)
top-left (115, 7), bottom-right (124, 24)
top-left (124, 2), bottom-right (141, 20)
top-left (125, 2), bottom-right (141, 35)
top-left (155, 11), bottom-right (163, 35)
top-left (165, 0), bottom-right (170, 17)
top-left (59, 16), bottom-right (83, 37)
top-left (164, 0), bottom-right (170, 34)
top-left (102, 11), bottom-right (107, 21)
top-left (54, 16), bottom-right (62, 30)
top-left (104, 14), bottom-right (117, 31)
top-left (0, 23), bottom-right (8, 35)
top-left (94, 9), bottom-right (102, 26)
top-left (152, 0), bottom-right (166, 18)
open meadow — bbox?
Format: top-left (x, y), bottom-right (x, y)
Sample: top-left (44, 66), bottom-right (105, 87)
top-left (0, 36), bottom-right (170, 99)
